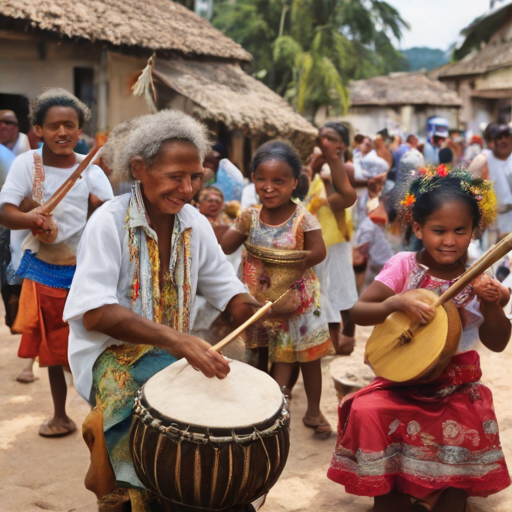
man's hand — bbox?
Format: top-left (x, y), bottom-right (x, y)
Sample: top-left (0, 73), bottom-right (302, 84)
top-left (174, 333), bottom-right (231, 379)
top-left (26, 206), bottom-right (55, 233)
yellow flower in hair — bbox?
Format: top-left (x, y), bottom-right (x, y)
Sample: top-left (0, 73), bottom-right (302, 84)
top-left (479, 186), bottom-right (497, 229)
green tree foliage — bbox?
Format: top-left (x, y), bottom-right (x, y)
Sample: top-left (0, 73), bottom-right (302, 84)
top-left (212, 0), bottom-right (409, 117)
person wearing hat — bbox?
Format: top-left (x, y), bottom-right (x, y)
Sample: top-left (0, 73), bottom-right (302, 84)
top-left (469, 124), bottom-right (512, 239)
top-left (0, 110), bottom-right (30, 157)
top-left (423, 130), bottom-right (447, 165)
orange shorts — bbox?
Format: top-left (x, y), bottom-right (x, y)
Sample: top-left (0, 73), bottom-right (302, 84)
top-left (14, 279), bottom-right (69, 368)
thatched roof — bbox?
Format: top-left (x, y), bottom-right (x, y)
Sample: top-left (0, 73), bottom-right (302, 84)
top-left (451, 1), bottom-right (512, 68)
top-left (153, 59), bottom-right (318, 157)
top-left (0, 0), bottom-right (251, 62)
top-left (426, 62), bottom-right (455, 81)
top-left (349, 72), bottom-right (462, 107)
top-left (462, 0), bottom-right (512, 36)
top-left (437, 40), bottom-right (512, 79)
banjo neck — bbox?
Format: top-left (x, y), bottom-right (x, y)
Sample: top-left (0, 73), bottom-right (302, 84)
top-left (433, 232), bottom-right (512, 308)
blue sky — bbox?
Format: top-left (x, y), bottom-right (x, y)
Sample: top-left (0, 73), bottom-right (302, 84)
top-left (386, 0), bottom-right (490, 50)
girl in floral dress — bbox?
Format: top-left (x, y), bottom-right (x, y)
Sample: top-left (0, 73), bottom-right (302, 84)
top-left (328, 167), bottom-right (511, 511)
top-left (222, 140), bottom-right (356, 438)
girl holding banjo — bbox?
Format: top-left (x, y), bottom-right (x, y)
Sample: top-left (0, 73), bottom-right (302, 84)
top-left (328, 166), bottom-right (511, 511)
top-left (64, 110), bottom-right (260, 510)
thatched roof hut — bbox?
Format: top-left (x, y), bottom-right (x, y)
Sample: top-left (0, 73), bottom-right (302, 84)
top-left (1, 0), bottom-right (317, 168)
top-left (436, 43), bottom-right (512, 79)
top-left (452, 0), bottom-right (512, 67)
top-left (350, 72), bottom-right (462, 107)
top-left (152, 58), bottom-right (318, 158)
top-left (343, 72), bottom-right (461, 138)
top-left (432, 1), bottom-right (512, 133)
top-left (0, 0), bottom-right (251, 61)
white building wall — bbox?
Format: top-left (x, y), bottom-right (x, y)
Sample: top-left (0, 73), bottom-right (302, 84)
top-left (0, 32), bottom-right (99, 101)
top-left (0, 31), bottom-right (150, 133)
top-left (342, 106), bottom-right (460, 140)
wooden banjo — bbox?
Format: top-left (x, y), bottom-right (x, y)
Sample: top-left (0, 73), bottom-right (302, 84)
top-left (365, 233), bottom-right (512, 383)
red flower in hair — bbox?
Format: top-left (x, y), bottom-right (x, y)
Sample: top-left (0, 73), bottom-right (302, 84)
top-left (437, 165), bottom-right (449, 177)
top-left (419, 167), bottom-right (429, 175)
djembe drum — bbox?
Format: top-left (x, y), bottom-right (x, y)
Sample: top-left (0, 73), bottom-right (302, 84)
top-left (129, 358), bottom-right (290, 511)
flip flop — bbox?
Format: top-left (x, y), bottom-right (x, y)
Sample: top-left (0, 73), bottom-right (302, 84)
top-left (39, 418), bottom-right (77, 438)
top-left (302, 414), bottom-right (332, 439)
top-left (16, 370), bottom-right (38, 383)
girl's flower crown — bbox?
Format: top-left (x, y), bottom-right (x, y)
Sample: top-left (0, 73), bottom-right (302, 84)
top-left (398, 165), bottom-right (497, 230)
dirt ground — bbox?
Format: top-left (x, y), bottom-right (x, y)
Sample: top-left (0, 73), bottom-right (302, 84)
top-left (2, 320), bottom-right (512, 512)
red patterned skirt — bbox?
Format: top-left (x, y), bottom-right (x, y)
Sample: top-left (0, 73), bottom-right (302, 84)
top-left (327, 351), bottom-right (510, 499)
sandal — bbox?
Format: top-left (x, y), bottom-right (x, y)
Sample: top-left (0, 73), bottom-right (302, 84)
top-left (39, 418), bottom-right (77, 438)
top-left (336, 335), bottom-right (355, 356)
top-left (302, 414), bottom-right (332, 439)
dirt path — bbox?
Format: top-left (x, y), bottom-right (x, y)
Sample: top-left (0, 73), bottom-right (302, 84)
top-left (1, 321), bottom-right (512, 512)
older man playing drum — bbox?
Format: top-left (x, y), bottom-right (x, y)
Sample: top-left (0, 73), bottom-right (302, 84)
top-left (64, 111), bottom-right (260, 512)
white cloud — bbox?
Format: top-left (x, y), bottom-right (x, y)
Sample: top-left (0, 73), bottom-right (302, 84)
top-left (386, 0), bottom-right (490, 50)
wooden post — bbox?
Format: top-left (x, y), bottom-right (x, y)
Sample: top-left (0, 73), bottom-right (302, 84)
top-left (98, 47), bottom-right (109, 132)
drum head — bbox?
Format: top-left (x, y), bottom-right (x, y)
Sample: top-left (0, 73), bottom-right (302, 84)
top-left (143, 359), bottom-right (284, 430)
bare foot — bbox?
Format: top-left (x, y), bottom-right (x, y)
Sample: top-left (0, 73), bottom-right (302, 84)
top-left (16, 369), bottom-right (38, 383)
top-left (39, 417), bottom-right (77, 437)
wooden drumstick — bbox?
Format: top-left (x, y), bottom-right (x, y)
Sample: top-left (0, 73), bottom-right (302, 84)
top-left (210, 288), bottom-right (292, 353)
top-left (40, 145), bottom-right (103, 215)
top-left (210, 301), bottom-right (273, 353)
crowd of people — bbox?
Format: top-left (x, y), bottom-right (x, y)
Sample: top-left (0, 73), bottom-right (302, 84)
top-left (2, 87), bottom-right (512, 512)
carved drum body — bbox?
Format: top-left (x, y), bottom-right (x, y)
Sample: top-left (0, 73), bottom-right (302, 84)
top-left (130, 359), bottom-right (290, 511)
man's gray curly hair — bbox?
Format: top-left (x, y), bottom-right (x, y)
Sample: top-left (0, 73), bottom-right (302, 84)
top-left (31, 88), bottom-right (91, 128)
top-left (107, 110), bottom-right (210, 180)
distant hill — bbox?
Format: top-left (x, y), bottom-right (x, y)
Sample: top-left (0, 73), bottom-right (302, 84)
top-left (401, 47), bottom-right (449, 72)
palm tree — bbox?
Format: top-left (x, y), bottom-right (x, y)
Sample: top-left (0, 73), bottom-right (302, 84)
top-left (212, 0), bottom-right (409, 118)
